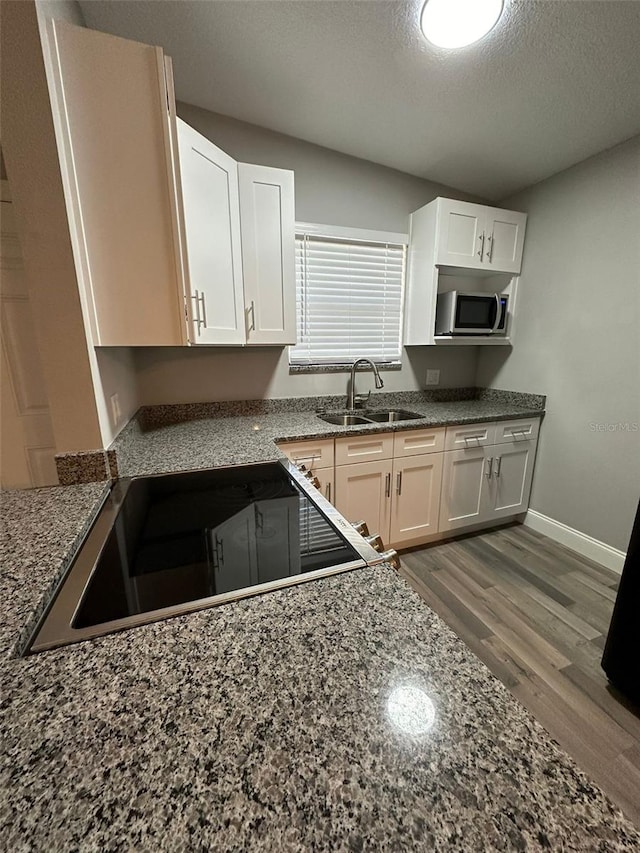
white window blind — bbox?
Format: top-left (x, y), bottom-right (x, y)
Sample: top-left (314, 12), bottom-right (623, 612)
top-left (289, 231), bottom-right (406, 365)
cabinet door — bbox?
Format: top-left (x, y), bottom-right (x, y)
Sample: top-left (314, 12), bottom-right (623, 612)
top-left (177, 119), bottom-right (245, 344)
top-left (334, 460), bottom-right (392, 541)
top-left (485, 208), bottom-right (527, 274)
top-left (439, 447), bottom-right (492, 532)
top-left (389, 454), bottom-right (443, 547)
top-left (435, 199), bottom-right (487, 270)
top-left (46, 21), bottom-right (186, 345)
top-left (238, 164), bottom-right (296, 345)
top-left (489, 443), bottom-right (535, 518)
top-left (313, 466), bottom-right (335, 505)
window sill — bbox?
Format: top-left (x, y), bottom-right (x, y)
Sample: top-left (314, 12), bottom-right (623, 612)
top-left (289, 362), bottom-right (402, 375)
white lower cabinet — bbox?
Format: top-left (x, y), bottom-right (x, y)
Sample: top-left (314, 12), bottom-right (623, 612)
top-left (439, 447), bottom-right (490, 532)
top-left (334, 459), bottom-right (392, 541)
top-left (334, 431), bottom-right (445, 549)
top-left (488, 442), bottom-right (535, 518)
top-left (389, 453), bottom-right (443, 547)
top-left (281, 417), bottom-right (539, 551)
top-left (313, 466), bottom-right (335, 505)
top-left (439, 436), bottom-right (537, 532)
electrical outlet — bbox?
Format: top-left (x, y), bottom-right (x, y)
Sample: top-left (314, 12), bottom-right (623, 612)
top-left (425, 369), bottom-right (440, 386)
top-left (110, 393), bottom-right (121, 425)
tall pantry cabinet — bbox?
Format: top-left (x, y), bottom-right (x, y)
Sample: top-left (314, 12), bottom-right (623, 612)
top-left (45, 20), bottom-right (296, 348)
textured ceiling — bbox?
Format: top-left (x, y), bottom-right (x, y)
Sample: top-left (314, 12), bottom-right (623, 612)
top-left (79, 0), bottom-right (640, 200)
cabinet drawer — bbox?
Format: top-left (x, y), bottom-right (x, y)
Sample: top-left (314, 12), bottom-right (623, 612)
top-left (277, 438), bottom-right (334, 468)
top-left (335, 432), bottom-right (394, 465)
top-left (494, 418), bottom-right (540, 444)
top-left (444, 422), bottom-right (496, 451)
top-left (393, 427), bottom-right (445, 457)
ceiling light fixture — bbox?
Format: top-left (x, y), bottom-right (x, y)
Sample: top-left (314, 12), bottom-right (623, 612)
top-left (420, 0), bottom-right (504, 49)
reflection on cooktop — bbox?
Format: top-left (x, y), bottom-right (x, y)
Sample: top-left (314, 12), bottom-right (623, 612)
top-left (73, 464), bottom-right (359, 629)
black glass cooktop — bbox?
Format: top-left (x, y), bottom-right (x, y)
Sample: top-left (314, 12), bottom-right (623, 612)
top-left (72, 462), bottom-right (360, 629)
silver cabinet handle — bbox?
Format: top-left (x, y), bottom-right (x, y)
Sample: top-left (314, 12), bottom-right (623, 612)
top-left (494, 456), bottom-right (502, 478)
top-left (486, 233), bottom-right (494, 262)
top-left (485, 456), bottom-right (493, 479)
top-left (478, 232), bottom-right (485, 260)
top-left (463, 434), bottom-right (485, 444)
top-left (198, 291), bottom-right (207, 328)
top-left (191, 290), bottom-right (203, 334)
top-left (325, 482), bottom-right (331, 502)
top-left (246, 299), bottom-right (256, 333)
top-left (385, 472), bottom-right (391, 498)
top-left (396, 471), bottom-right (402, 496)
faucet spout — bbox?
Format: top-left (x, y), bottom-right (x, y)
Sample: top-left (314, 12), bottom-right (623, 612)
top-left (348, 358), bottom-right (384, 410)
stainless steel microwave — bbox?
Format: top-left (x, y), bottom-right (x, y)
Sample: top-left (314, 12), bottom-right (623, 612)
top-left (435, 291), bottom-right (508, 336)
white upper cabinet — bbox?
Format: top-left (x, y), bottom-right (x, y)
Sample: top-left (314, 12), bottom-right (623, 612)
top-left (238, 164), bottom-right (296, 345)
top-left (45, 22), bottom-right (296, 348)
top-left (435, 199), bottom-right (527, 274)
top-left (435, 199), bottom-right (488, 270)
top-left (404, 195), bottom-right (527, 346)
top-left (45, 20), bottom-right (186, 346)
top-left (176, 120), bottom-right (245, 345)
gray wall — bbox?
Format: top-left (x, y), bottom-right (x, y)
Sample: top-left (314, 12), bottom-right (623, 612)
top-left (477, 136), bottom-right (640, 552)
top-left (135, 104), bottom-right (481, 402)
top-left (176, 102), bottom-right (481, 232)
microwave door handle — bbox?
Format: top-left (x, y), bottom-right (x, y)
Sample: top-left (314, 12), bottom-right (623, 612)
top-left (490, 293), bottom-right (501, 334)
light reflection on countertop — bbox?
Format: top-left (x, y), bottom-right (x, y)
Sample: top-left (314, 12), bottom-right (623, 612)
top-left (387, 683), bottom-right (437, 737)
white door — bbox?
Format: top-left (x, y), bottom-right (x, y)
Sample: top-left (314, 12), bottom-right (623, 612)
top-left (238, 164), bottom-right (296, 345)
top-left (489, 443), bottom-right (535, 518)
top-left (484, 208), bottom-right (527, 274)
top-left (439, 447), bottom-right (492, 532)
top-left (177, 119), bottom-right (245, 345)
top-left (334, 460), bottom-right (392, 541)
top-left (435, 198), bottom-right (487, 270)
top-left (0, 181), bottom-right (57, 488)
top-left (389, 453), bottom-right (443, 547)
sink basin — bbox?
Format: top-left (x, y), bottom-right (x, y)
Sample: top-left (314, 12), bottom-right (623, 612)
top-left (318, 409), bottom-right (424, 426)
top-left (362, 409), bottom-right (424, 423)
top-left (319, 413), bottom-right (372, 426)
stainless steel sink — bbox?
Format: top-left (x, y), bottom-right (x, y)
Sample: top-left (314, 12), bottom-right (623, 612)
top-left (318, 409), bottom-right (424, 426)
top-left (362, 409), bottom-right (424, 423)
top-left (319, 413), bottom-right (372, 426)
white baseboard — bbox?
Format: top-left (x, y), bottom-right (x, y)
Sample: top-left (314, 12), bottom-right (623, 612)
top-left (523, 510), bottom-right (626, 574)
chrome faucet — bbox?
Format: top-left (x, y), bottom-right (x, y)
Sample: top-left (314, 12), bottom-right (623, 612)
top-left (348, 358), bottom-right (384, 410)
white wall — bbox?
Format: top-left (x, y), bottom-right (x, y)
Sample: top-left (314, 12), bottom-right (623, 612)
top-left (176, 103), bottom-right (483, 233)
top-left (135, 104), bottom-right (481, 402)
top-left (477, 137), bottom-right (640, 552)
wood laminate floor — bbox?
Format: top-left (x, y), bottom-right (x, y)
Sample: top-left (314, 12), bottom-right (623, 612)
top-left (400, 523), bottom-right (640, 828)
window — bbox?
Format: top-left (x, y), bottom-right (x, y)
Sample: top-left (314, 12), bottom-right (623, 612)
top-left (289, 224), bottom-right (407, 366)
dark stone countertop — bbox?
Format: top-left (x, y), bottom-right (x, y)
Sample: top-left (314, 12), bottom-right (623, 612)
top-left (3, 471), bottom-right (640, 847)
top-left (113, 390), bottom-right (545, 478)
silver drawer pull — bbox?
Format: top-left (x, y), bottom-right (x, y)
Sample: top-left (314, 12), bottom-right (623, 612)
top-left (463, 434), bottom-right (485, 444)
